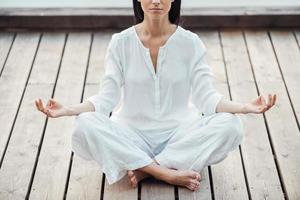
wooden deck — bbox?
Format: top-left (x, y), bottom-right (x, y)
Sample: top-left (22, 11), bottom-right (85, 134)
top-left (0, 28), bottom-right (300, 200)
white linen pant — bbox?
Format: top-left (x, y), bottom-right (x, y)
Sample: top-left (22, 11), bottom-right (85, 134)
top-left (71, 111), bottom-right (244, 185)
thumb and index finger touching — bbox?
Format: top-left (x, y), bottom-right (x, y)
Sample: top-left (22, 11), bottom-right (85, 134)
top-left (35, 98), bottom-right (55, 115)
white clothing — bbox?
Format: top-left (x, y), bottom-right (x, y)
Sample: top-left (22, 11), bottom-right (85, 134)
top-left (85, 25), bottom-right (224, 136)
top-left (71, 25), bottom-right (244, 185)
top-left (72, 111), bottom-right (244, 185)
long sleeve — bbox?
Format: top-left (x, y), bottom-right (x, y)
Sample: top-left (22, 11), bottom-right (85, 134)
top-left (190, 34), bottom-right (224, 116)
top-left (85, 33), bottom-right (124, 117)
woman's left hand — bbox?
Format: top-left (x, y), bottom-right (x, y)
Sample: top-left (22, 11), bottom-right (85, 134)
top-left (243, 94), bottom-right (277, 114)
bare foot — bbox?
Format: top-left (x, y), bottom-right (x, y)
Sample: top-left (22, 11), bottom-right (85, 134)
top-left (164, 169), bottom-right (201, 191)
top-left (127, 170), bottom-right (150, 188)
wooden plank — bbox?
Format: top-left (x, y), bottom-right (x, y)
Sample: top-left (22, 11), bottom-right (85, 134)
top-left (245, 30), bottom-right (300, 200)
top-left (221, 30), bottom-right (284, 199)
top-left (103, 177), bottom-right (137, 200)
top-left (0, 33), bottom-right (40, 165)
top-left (66, 32), bottom-right (111, 200)
top-left (0, 32), bottom-right (14, 75)
top-left (0, 33), bottom-right (65, 199)
top-left (178, 167), bottom-right (212, 199)
top-left (270, 30), bottom-right (300, 129)
top-left (141, 178), bottom-right (175, 200)
top-left (197, 30), bottom-right (248, 199)
top-left (29, 33), bottom-right (91, 199)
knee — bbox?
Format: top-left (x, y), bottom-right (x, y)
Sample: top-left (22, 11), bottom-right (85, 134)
top-left (72, 112), bottom-right (97, 160)
top-left (218, 112), bottom-right (244, 144)
top-left (73, 111), bottom-right (111, 137)
top-left (73, 112), bottom-right (107, 136)
top-left (74, 112), bottom-right (95, 131)
top-left (72, 112), bottom-right (101, 146)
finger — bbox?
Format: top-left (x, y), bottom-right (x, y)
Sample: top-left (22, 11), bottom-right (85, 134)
top-left (259, 105), bottom-right (267, 113)
top-left (268, 94), bottom-right (276, 109)
top-left (188, 183), bottom-right (195, 191)
top-left (35, 99), bottom-right (40, 110)
top-left (272, 94), bottom-right (277, 106)
top-left (191, 179), bottom-right (200, 185)
top-left (257, 95), bottom-right (264, 105)
top-left (35, 100), bottom-right (40, 110)
top-left (39, 99), bottom-right (46, 111)
top-left (37, 99), bottom-right (44, 112)
top-left (50, 98), bottom-right (55, 104)
top-left (267, 94), bottom-right (272, 107)
top-left (48, 100), bottom-right (54, 108)
top-left (38, 99), bottom-right (43, 109)
top-left (270, 94), bottom-right (275, 108)
top-left (261, 95), bottom-right (267, 106)
top-left (36, 100), bottom-right (44, 113)
top-left (191, 183), bottom-right (198, 190)
top-left (257, 95), bottom-right (262, 104)
top-left (49, 99), bottom-right (56, 107)
top-left (39, 99), bottom-right (47, 113)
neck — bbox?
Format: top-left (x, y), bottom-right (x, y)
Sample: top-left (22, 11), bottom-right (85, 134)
top-left (139, 15), bottom-right (175, 37)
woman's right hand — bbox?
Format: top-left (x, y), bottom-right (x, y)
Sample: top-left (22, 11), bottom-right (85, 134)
top-left (35, 98), bottom-right (68, 118)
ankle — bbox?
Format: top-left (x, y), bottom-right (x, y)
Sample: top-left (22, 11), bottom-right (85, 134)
top-left (155, 168), bottom-right (174, 182)
top-left (139, 162), bottom-right (171, 181)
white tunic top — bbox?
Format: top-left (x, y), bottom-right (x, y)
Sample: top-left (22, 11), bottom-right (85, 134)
top-left (85, 25), bottom-right (224, 136)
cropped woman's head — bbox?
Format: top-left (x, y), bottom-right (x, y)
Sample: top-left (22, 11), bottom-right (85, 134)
top-left (132, 0), bottom-right (181, 25)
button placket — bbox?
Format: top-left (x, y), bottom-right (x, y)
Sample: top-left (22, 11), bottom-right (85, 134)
top-left (155, 50), bottom-right (164, 116)
top-left (146, 48), bottom-right (164, 116)
top-left (145, 50), bottom-right (156, 78)
top-left (155, 79), bottom-right (160, 113)
top-left (158, 49), bottom-right (166, 76)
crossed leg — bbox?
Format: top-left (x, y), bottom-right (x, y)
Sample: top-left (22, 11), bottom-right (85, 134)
top-left (72, 111), bottom-right (243, 191)
top-left (127, 112), bottom-right (244, 191)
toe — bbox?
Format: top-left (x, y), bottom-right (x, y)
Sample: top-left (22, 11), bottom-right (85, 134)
top-left (130, 176), bottom-right (136, 182)
top-left (197, 174), bottom-right (201, 181)
top-left (194, 183), bottom-right (200, 190)
top-left (191, 179), bottom-right (200, 185)
top-left (190, 171), bottom-right (201, 179)
top-left (130, 177), bottom-right (136, 186)
top-left (193, 181), bottom-right (200, 189)
top-left (194, 173), bottom-right (201, 181)
top-left (187, 184), bottom-right (195, 191)
top-left (191, 182), bottom-right (198, 189)
top-left (189, 179), bottom-right (200, 190)
top-left (129, 180), bottom-right (135, 188)
top-left (128, 170), bottom-right (134, 177)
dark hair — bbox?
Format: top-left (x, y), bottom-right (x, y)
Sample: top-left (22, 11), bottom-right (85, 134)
top-left (132, 0), bottom-right (181, 25)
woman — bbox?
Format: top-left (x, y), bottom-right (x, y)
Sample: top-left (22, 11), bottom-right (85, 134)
top-left (35, 0), bottom-right (276, 192)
